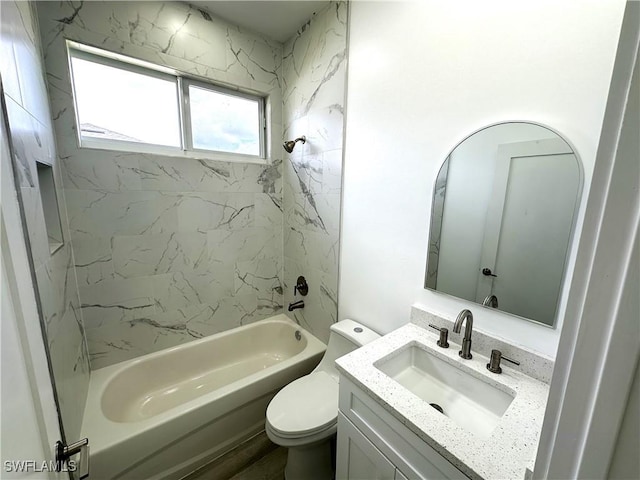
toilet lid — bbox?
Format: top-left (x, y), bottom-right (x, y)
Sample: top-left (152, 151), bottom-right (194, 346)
top-left (267, 371), bottom-right (338, 437)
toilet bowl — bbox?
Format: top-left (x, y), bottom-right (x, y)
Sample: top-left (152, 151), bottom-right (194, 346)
top-left (265, 319), bottom-right (380, 480)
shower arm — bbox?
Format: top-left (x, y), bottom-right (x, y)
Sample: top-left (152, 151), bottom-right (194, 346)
top-left (283, 135), bottom-right (306, 153)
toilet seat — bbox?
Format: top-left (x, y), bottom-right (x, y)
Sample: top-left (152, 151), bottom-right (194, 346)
top-left (266, 371), bottom-right (338, 439)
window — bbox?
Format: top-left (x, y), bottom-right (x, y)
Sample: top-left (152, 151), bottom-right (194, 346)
top-left (187, 83), bottom-right (262, 156)
top-left (67, 42), bottom-right (266, 160)
top-left (71, 55), bottom-right (181, 148)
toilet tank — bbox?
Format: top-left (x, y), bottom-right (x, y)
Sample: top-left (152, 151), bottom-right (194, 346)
top-left (312, 319), bottom-right (380, 377)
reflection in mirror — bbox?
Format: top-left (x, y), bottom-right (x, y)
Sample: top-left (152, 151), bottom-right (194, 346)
top-left (425, 122), bottom-right (582, 327)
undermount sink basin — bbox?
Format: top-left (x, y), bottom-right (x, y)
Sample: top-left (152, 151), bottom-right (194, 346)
top-left (374, 343), bottom-right (515, 439)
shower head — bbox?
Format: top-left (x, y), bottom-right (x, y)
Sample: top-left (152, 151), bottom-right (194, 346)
top-left (283, 136), bottom-right (306, 153)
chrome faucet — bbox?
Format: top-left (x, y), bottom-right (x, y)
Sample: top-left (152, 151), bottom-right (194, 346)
top-left (453, 309), bottom-right (474, 359)
top-left (482, 294), bottom-right (499, 308)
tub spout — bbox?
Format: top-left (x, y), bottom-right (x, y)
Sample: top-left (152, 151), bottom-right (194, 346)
top-left (288, 300), bottom-right (304, 311)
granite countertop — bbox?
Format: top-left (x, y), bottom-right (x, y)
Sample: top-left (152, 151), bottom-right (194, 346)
top-left (335, 323), bottom-right (550, 480)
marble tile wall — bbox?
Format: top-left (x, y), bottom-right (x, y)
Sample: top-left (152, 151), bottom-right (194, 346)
top-left (426, 156), bottom-right (450, 290)
top-left (282, 2), bottom-right (347, 343)
top-left (36, 1), bottom-right (286, 369)
top-left (1, 1), bottom-right (90, 441)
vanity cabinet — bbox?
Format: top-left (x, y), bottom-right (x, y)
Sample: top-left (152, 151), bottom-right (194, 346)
top-left (337, 377), bottom-right (470, 480)
top-left (337, 413), bottom-right (396, 479)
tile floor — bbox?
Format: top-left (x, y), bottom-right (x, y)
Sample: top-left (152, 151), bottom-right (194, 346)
top-left (183, 432), bottom-right (286, 480)
top-left (229, 447), bottom-right (287, 480)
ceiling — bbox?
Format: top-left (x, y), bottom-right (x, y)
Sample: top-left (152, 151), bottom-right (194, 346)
top-left (189, 1), bottom-right (329, 43)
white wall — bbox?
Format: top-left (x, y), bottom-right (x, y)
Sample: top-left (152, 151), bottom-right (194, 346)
top-left (339, 0), bottom-right (626, 356)
top-left (534, 3), bottom-right (638, 472)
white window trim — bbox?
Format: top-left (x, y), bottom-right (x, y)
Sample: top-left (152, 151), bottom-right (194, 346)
top-left (66, 41), bottom-right (269, 164)
top-left (181, 77), bottom-right (266, 159)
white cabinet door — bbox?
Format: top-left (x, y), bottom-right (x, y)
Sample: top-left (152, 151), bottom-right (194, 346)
top-left (340, 377), bottom-right (471, 480)
top-left (337, 413), bottom-right (396, 480)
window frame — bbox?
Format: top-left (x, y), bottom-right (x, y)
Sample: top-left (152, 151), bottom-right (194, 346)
top-left (66, 41), bottom-right (268, 162)
top-left (181, 77), bottom-right (266, 159)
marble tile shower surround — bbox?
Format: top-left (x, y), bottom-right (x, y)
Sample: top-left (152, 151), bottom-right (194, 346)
top-left (1, 1), bottom-right (90, 440)
top-left (36, 0), bottom-right (287, 369)
top-left (37, 1), bottom-right (348, 366)
top-left (281, 2), bottom-right (347, 343)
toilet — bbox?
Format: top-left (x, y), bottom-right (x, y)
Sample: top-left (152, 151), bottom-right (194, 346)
top-left (265, 319), bottom-right (380, 480)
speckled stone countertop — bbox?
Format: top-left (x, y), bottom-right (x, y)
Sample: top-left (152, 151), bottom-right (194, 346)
top-left (410, 305), bottom-right (555, 384)
top-left (335, 323), bottom-right (550, 480)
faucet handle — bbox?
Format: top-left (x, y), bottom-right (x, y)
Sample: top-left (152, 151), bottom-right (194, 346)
top-left (294, 275), bottom-right (308, 296)
top-left (428, 324), bottom-right (450, 348)
top-left (486, 349), bottom-right (520, 374)
top-left (501, 354), bottom-right (520, 366)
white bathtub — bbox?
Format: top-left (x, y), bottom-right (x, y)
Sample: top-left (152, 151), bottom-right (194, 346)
top-left (80, 314), bottom-right (326, 479)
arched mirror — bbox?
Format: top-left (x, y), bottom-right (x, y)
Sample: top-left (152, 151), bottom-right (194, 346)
top-left (425, 122), bottom-right (583, 328)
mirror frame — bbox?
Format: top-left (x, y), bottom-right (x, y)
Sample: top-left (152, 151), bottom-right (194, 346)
top-left (424, 120), bottom-right (585, 329)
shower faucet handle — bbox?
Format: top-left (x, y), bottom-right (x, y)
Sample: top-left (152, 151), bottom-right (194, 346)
top-left (294, 276), bottom-right (308, 296)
